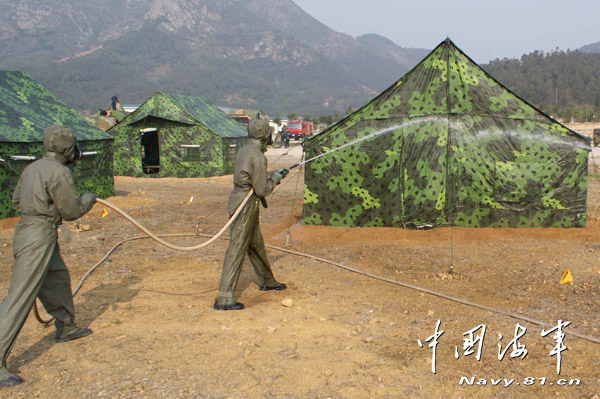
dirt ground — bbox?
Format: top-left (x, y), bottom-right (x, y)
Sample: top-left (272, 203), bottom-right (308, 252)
top-left (565, 122), bottom-right (600, 140)
top-left (1, 144), bottom-right (600, 398)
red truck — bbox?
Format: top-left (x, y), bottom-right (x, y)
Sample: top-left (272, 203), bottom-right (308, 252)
top-left (286, 120), bottom-right (313, 140)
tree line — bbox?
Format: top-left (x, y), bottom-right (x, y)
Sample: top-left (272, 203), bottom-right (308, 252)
top-left (483, 49), bottom-right (600, 122)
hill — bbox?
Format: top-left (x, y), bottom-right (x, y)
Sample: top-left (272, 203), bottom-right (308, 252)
top-left (579, 42), bottom-right (600, 54)
top-left (0, 0), bottom-right (428, 116)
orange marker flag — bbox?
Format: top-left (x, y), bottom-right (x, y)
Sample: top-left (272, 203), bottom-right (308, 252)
top-left (559, 269), bottom-right (573, 284)
top-left (101, 208), bottom-right (108, 218)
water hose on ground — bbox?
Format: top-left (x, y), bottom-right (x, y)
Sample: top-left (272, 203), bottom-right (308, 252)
top-left (32, 191), bottom-right (253, 324)
top-left (33, 196), bottom-right (600, 345)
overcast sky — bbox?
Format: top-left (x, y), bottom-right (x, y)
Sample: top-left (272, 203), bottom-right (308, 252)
top-left (293, 0), bottom-right (600, 63)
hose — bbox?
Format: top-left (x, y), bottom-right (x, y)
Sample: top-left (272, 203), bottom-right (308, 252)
top-left (254, 242), bottom-right (600, 345)
top-left (96, 191), bottom-right (253, 251)
top-left (32, 233), bottom-right (216, 324)
top-left (32, 190), bottom-right (254, 324)
top-left (35, 225), bottom-right (600, 345)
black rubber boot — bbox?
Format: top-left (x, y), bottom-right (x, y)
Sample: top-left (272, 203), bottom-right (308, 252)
top-left (0, 374), bottom-right (23, 387)
top-left (0, 363), bottom-right (23, 387)
top-left (213, 300), bottom-right (244, 310)
top-left (54, 326), bottom-right (93, 343)
top-left (258, 282), bottom-right (287, 291)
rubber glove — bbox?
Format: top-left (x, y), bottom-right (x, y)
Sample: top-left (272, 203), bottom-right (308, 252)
top-left (271, 167), bottom-right (289, 184)
top-left (278, 167), bottom-right (290, 179)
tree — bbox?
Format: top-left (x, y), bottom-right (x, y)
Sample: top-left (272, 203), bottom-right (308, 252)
top-left (484, 50), bottom-right (600, 122)
top-left (273, 116), bottom-right (282, 126)
top-left (287, 113), bottom-right (298, 120)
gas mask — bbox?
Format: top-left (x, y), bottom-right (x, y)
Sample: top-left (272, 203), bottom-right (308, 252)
top-left (65, 142), bottom-right (83, 165)
top-left (248, 119), bottom-right (273, 152)
top-left (43, 125), bottom-right (81, 165)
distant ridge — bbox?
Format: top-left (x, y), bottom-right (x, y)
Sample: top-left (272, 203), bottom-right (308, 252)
top-left (579, 42), bottom-right (600, 54)
top-left (0, 0), bottom-right (428, 116)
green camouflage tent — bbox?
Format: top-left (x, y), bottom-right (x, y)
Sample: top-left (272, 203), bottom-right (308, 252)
top-left (0, 71), bottom-right (114, 219)
top-left (303, 39), bottom-right (591, 228)
top-left (108, 92), bottom-right (248, 177)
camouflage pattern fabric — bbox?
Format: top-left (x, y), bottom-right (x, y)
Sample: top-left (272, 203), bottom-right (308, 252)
top-left (107, 92), bottom-right (248, 178)
top-left (303, 39), bottom-right (591, 228)
top-left (0, 71), bottom-right (114, 219)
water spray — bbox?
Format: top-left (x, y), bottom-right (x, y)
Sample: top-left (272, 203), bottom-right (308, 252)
top-left (287, 117), bottom-right (439, 170)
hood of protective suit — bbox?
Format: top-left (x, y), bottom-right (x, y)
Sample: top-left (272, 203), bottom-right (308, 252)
top-left (43, 125), bottom-right (81, 164)
top-left (248, 119), bottom-right (272, 149)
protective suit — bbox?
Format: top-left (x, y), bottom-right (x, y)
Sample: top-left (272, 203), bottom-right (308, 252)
top-left (0, 126), bottom-right (97, 387)
top-left (215, 119), bottom-right (288, 310)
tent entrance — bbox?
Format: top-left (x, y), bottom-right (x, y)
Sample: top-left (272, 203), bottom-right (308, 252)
top-left (140, 128), bottom-right (160, 174)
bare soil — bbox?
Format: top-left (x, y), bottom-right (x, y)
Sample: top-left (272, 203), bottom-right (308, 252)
top-left (1, 144), bottom-right (599, 398)
top-left (566, 122), bottom-right (600, 139)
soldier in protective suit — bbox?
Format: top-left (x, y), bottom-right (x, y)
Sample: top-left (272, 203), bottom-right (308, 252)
top-left (214, 119), bottom-right (289, 310)
top-left (0, 126), bottom-right (97, 387)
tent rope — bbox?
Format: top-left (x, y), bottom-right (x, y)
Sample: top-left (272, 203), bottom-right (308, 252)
top-left (445, 45), bottom-right (456, 274)
top-left (285, 152), bottom-right (304, 245)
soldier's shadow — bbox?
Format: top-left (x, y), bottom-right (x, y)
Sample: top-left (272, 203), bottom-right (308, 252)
top-left (10, 275), bottom-right (141, 371)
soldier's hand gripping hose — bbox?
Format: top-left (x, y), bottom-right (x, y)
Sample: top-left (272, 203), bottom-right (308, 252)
top-left (278, 167), bottom-right (290, 178)
top-left (271, 167), bottom-right (289, 184)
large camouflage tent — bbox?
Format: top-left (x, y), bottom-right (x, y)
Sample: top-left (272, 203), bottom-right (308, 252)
top-left (0, 71), bottom-right (114, 219)
top-left (303, 39), bottom-right (591, 228)
top-left (108, 92), bottom-right (248, 177)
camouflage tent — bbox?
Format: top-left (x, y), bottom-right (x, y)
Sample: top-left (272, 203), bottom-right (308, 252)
top-left (303, 39), bottom-right (591, 228)
top-left (108, 92), bottom-right (248, 177)
top-left (0, 71), bottom-right (114, 219)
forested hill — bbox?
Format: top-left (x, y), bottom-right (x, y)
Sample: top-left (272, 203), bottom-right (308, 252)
top-left (483, 50), bottom-right (600, 121)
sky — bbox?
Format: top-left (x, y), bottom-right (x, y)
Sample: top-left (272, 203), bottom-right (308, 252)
top-left (293, 0), bottom-right (600, 63)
